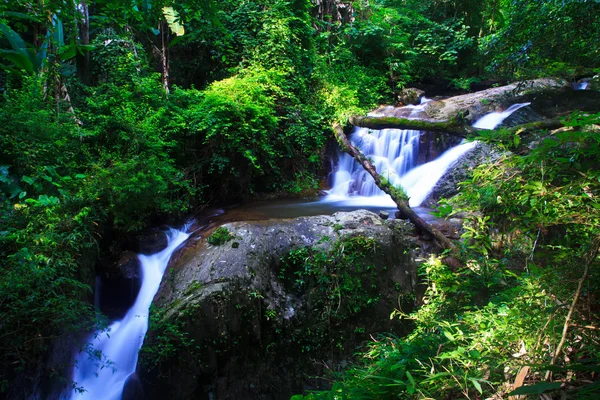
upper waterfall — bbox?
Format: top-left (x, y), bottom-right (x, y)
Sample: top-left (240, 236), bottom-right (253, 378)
top-left (326, 102), bottom-right (532, 207)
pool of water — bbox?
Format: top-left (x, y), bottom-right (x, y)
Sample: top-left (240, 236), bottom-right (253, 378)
top-left (213, 196), bottom-right (436, 223)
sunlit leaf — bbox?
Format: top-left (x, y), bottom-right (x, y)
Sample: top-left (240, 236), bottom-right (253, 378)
top-left (162, 7), bottom-right (185, 36)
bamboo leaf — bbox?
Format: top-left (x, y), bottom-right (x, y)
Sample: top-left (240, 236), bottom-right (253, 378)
top-left (509, 382), bottom-right (562, 395)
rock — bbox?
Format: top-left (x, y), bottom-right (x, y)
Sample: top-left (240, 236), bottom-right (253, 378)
top-left (397, 88), bottom-right (425, 105)
top-left (423, 142), bottom-right (504, 206)
top-left (499, 105), bottom-right (544, 128)
top-left (137, 211), bottom-right (419, 400)
top-left (97, 251), bottom-right (142, 320)
top-left (379, 210), bottom-right (389, 219)
top-left (366, 78), bottom-right (566, 123)
top-left (122, 373), bottom-right (145, 400)
top-left (117, 251), bottom-right (141, 279)
top-left (130, 230), bottom-right (168, 254)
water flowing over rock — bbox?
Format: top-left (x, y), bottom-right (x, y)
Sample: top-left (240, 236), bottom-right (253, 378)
top-left (424, 103), bottom-right (531, 205)
top-left (65, 228), bottom-right (191, 400)
top-left (136, 210), bottom-right (421, 399)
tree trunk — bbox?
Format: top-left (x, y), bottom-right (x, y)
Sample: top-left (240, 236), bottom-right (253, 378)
top-left (332, 123), bottom-right (458, 253)
top-left (76, 1), bottom-right (90, 84)
top-left (161, 21), bottom-right (170, 96)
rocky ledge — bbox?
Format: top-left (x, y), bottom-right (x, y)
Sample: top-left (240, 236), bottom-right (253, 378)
top-left (136, 210), bottom-right (431, 400)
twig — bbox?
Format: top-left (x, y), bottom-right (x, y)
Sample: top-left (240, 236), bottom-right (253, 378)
top-left (547, 236), bottom-right (600, 378)
top-left (568, 324), bottom-right (598, 331)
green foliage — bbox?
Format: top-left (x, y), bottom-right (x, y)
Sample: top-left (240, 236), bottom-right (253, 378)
top-left (208, 227), bottom-right (234, 246)
top-left (280, 236), bottom-right (380, 353)
top-left (297, 114), bottom-right (600, 399)
top-left (482, 0), bottom-right (600, 78)
top-left (138, 304), bottom-right (196, 373)
top-left (0, 60), bottom-right (193, 388)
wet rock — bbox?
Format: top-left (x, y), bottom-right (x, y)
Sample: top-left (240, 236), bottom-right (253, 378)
top-left (138, 211), bottom-right (419, 400)
top-left (499, 105), bottom-right (544, 127)
top-left (397, 87), bottom-right (425, 105)
top-left (122, 373), bottom-right (145, 400)
top-left (423, 142), bottom-right (504, 206)
top-left (97, 251), bottom-right (142, 320)
top-left (366, 78), bottom-right (566, 123)
top-left (379, 210), bottom-right (389, 220)
top-left (417, 132), bottom-right (462, 164)
top-left (117, 251), bottom-right (141, 279)
top-left (130, 231), bottom-right (168, 254)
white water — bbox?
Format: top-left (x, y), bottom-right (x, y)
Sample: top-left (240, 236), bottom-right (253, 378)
top-left (327, 102), bottom-right (531, 207)
top-left (472, 102), bottom-right (531, 129)
top-left (67, 228), bottom-right (191, 400)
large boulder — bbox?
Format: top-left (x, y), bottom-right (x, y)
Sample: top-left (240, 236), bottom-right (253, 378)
top-left (137, 210), bottom-right (421, 399)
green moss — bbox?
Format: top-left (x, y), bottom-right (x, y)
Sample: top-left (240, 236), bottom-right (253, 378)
top-left (184, 280), bottom-right (203, 296)
top-left (352, 116), bottom-right (463, 134)
top-left (208, 227), bottom-right (234, 246)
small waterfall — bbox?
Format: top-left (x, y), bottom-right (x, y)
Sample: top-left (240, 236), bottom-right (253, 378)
top-left (573, 81), bottom-right (589, 90)
top-left (327, 127), bottom-right (421, 199)
top-left (327, 102), bottom-right (531, 207)
top-left (472, 102), bottom-right (531, 129)
top-left (66, 228), bottom-right (191, 400)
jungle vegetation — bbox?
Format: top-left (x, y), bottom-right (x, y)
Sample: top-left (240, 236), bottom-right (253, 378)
top-left (0, 0), bottom-right (599, 398)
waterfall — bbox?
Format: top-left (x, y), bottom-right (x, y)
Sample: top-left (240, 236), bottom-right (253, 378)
top-left (472, 102), bottom-right (531, 129)
top-left (573, 81), bottom-right (589, 90)
top-left (65, 228), bottom-right (191, 400)
top-left (326, 102), bottom-right (531, 207)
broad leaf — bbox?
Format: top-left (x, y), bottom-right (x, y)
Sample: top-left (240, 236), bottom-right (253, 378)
top-left (162, 7), bottom-right (185, 36)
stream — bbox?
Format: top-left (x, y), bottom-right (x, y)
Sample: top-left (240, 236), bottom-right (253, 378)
top-left (63, 101), bottom-right (530, 399)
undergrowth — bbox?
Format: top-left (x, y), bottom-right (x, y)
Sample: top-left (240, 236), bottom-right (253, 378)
top-left (294, 112), bottom-right (600, 399)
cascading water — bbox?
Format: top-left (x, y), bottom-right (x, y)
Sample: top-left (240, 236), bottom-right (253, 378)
top-left (326, 102), bottom-right (531, 207)
top-left (472, 102), bottom-right (531, 129)
top-left (573, 81), bottom-right (589, 90)
top-left (66, 228), bottom-right (191, 400)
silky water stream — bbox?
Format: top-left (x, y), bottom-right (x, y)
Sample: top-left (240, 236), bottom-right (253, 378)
top-left (65, 228), bottom-right (191, 400)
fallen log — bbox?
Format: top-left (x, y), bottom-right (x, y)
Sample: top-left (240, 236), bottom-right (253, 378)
top-left (349, 116), bottom-right (564, 138)
top-left (349, 116), bottom-right (471, 137)
top-left (333, 123), bottom-right (458, 253)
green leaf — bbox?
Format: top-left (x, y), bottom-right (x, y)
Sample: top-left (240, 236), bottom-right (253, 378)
top-left (52, 15), bottom-right (64, 48)
top-left (468, 349), bottom-right (482, 359)
top-left (1, 11), bottom-right (38, 21)
top-left (469, 378), bottom-right (483, 394)
top-left (58, 44), bottom-right (77, 61)
top-left (443, 330), bottom-right (455, 341)
top-left (509, 382), bottom-right (562, 395)
top-left (0, 24), bottom-right (34, 72)
top-left (162, 7), bottom-right (185, 36)
top-left (405, 370), bottom-right (416, 387)
top-left (0, 49), bottom-right (32, 71)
